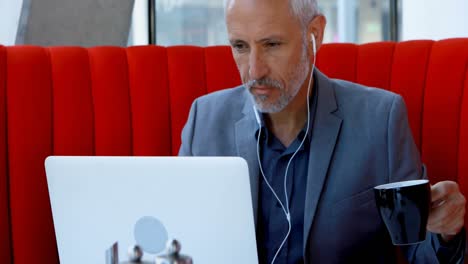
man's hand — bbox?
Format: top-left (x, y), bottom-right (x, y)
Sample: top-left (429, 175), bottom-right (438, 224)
top-left (427, 181), bottom-right (466, 243)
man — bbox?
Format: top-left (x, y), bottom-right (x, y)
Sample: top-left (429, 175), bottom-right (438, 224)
top-left (179, 0), bottom-right (466, 263)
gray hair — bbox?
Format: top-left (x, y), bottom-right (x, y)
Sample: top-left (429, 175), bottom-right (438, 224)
top-left (290, 0), bottom-right (320, 27)
top-left (224, 0), bottom-right (320, 27)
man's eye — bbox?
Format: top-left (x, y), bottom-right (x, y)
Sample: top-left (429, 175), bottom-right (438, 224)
top-left (266, 42), bottom-right (281, 48)
top-left (232, 43), bottom-right (248, 52)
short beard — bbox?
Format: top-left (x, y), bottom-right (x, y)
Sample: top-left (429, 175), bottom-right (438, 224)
top-left (245, 38), bottom-right (310, 113)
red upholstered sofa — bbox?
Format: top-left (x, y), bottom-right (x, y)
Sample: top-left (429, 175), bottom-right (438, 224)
top-left (0, 39), bottom-right (467, 263)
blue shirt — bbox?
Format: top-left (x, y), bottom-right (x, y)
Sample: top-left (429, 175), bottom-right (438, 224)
top-left (255, 87), bottom-right (317, 264)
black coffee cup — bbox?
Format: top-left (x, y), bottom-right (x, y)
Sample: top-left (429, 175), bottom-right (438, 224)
top-left (374, 179), bottom-right (431, 245)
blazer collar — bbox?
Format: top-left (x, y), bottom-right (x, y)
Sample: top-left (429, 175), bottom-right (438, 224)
top-left (303, 69), bottom-right (342, 256)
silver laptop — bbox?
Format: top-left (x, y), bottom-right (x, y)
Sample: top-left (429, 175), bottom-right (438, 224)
top-left (45, 156), bottom-right (258, 264)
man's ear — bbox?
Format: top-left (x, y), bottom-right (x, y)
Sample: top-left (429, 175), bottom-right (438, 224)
top-left (307, 15), bottom-right (327, 57)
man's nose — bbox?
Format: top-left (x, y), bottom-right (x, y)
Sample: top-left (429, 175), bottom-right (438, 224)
top-left (248, 51), bottom-right (269, 80)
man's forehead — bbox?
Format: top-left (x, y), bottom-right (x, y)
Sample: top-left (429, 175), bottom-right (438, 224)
top-left (227, 19), bottom-right (292, 42)
top-left (226, 0), bottom-right (300, 39)
top-left (225, 0), bottom-right (294, 27)
top-left (226, 0), bottom-right (291, 13)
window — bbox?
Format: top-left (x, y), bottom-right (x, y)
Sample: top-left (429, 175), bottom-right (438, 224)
top-left (127, 0), bottom-right (401, 46)
top-left (155, 0), bottom-right (227, 46)
top-left (0, 0), bottom-right (24, 45)
top-left (321, 0), bottom-right (401, 43)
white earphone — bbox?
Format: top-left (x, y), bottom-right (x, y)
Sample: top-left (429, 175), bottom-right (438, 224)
top-left (253, 33), bottom-right (317, 264)
top-left (311, 32), bottom-right (317, 57)
top-left (253, 106), bottom-right (261, 126)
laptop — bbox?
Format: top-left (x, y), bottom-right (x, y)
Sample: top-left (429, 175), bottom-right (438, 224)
top-left (45, 156), bottom-right (258, 264)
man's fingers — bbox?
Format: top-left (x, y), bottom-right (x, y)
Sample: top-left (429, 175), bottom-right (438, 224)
top-left (427, 185), bottom-right (466, 236)
top-left (431, 181), bottom-right (459, 203)
top-left (427, 205), bottom-right (465, 235)
top-left (427, 197), bottom-right (460, 227)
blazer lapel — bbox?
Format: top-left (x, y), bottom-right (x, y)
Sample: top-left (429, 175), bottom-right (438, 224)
top-left (235, 93), bottom-right (260, 225)
top-left (303, 70), bottom-right (342, 251)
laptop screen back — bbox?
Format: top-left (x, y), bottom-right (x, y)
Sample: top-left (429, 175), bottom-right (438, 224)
top-left (45, 156), bottom-right (258, 264)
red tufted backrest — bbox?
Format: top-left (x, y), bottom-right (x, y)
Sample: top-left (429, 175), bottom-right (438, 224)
top-left (0, 39), bottom-right (467, 263)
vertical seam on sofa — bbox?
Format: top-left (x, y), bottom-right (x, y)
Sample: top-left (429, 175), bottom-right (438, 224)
top-left (86, 49), bottom-right (97, 156)
top-left (165, 48), bottom-right (173, 155)
top-left (164, 48), bottom-right (173, 155)
top-left (124, 48), bottom-right (134, 156)
top-left (201, 47), bottom-right (208, 96)
top-left (45, 48), bottom-right (54, 156)
top-left (354, 44), bottom-right (358, 83)
top-left (388, 42), bottom-right (397, 92)
top-left (3, 47), bottom-right (14, 264)
top-left (419, 41), bottom-right (435, 160)
top-left (455, 51), bottom-right (468, 183)
top-left (203, 47), bottom-right (210, 94)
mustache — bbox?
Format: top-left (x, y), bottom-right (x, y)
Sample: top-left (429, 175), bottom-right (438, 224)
top-left (245, 78), bottom-right (283, 90)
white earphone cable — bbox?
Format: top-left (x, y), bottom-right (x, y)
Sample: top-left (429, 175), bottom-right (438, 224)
top-left (256, 35), bottom-right (317, 264)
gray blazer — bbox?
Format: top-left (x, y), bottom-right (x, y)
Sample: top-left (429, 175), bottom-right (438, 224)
top-left (178, 70), bottom-right (447, 263)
